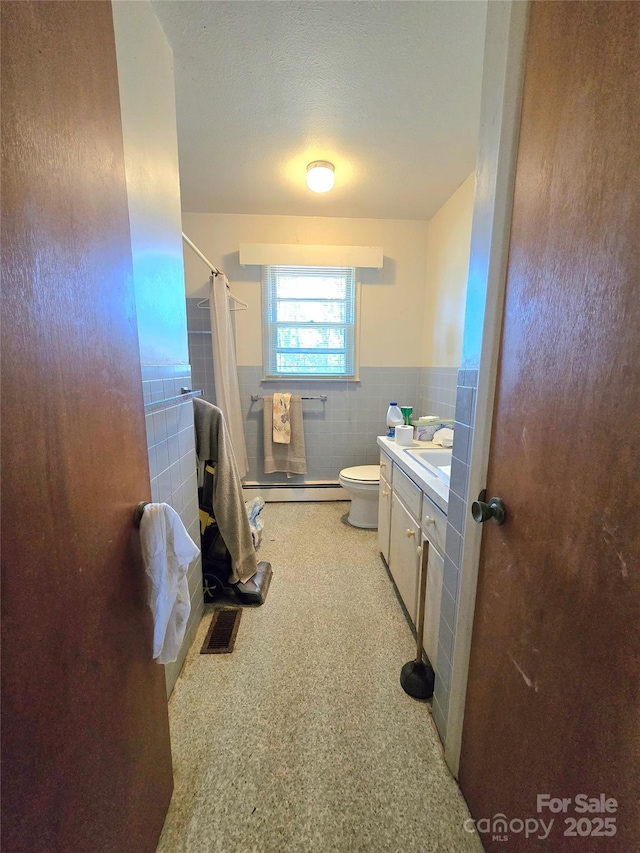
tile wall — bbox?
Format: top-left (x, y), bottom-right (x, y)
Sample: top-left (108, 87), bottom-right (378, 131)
top-left (431, 368), bottom-right (478, 740)
top-left (417, 366), bottom-right (459, 421)
top-left (141, 364), bottom-right (202, 695)
top-left (238, 365), bottom-right (421, 482)
top-left (186, 299), bottom-right (217, 405)
top-left (186, 299), bottom-right (459, 483)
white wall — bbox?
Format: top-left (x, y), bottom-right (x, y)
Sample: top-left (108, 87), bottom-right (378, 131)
top-left (112, 0), bottom-right (202, 696)
top-left (181, 213), bottom-right (429, 367)
top-left (422, 172), bottom-right (475, 366)
top-left (112, 0), bottom-right (189, 366)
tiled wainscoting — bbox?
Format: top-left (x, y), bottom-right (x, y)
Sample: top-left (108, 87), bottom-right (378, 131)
top-left (141, 364), bottom-right (203, 695)
top-left (186, 298), bottom-right (459, 484)
top-left (431, 368), bottom-right (478, 740)
top-left (238, 366), bottom-right (421, 483)
top-left (417, 366), bottom-right (459, 422)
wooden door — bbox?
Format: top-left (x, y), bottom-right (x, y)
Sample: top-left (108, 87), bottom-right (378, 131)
top-left (1, 4), bottom-right (173, 851)
top-left (459, 4), bottom-right (640, 851)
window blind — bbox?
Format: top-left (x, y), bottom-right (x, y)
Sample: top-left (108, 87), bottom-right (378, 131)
top-left (262, 265), bottom-right (357, 378)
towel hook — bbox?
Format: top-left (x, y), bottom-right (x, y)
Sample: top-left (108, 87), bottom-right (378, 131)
top-left (134, 501), bottom-right (150, 528)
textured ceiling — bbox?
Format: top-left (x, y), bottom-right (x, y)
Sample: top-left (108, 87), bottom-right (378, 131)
top-left (152, 1), bottom-right (487, 220)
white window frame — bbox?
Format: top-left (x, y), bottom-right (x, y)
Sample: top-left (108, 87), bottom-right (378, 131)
top-left (261, 265), bottom-right (360, 381)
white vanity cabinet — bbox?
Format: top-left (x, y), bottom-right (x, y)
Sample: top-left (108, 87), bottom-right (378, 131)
top-left (388, 491), bottom-right (422, 621)
top-left (420, 490), bottom-right (446, 667)
top-left (377, 438), bottom-right (447, 670)
top-left (378, 450), bottom-right (393, 562)
top-left (386, 466), bottom-right (423, 622)
top-left (422, 526), bottom-right (445, 667)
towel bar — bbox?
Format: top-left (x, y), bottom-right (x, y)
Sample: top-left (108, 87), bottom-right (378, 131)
top-left (144, 388), bottom-right (202, 413)
top-left (134, 501), bottom-right (150, 528)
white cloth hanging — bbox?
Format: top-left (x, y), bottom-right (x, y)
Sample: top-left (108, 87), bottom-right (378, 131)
top-left (209, 273), bottom-right (249, 478)
top-left (139, 503), bottom-right (200, 664)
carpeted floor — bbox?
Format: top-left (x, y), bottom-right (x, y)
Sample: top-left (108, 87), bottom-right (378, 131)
top-left (157, 501), bottom-right (481, 853)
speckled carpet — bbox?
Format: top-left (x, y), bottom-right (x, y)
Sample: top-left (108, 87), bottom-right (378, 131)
top-left (157, 502), bottom-right (481, 853)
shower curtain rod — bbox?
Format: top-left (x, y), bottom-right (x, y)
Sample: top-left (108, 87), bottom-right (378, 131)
top-left (182, 231), bottom-right (220, 275)
top-left (181, 231), bottom-right (248, 310)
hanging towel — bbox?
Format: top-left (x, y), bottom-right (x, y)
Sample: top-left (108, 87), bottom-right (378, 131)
top-left (263, 395), bottom-right (307, 475)
top-left (209, 273), bottom-right (248, 478)
top-left (139, 503), bottom-right (200, 665)
top-left (272, 392), bottom-right (292, 444)
top-left (193, 397), bottom-right (258, 583)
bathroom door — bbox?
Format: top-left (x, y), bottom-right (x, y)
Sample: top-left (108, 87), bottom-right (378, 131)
top-left (459, 3), bottom-right (639, 851)
top-left (1, 4), bottom-right (173, 852)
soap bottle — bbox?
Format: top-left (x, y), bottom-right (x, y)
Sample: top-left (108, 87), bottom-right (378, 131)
top-left (386, 403), bottom-right (403, 438)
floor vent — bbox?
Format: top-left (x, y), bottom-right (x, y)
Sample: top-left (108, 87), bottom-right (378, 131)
top-left (200, 607), bottom-right (242, 655)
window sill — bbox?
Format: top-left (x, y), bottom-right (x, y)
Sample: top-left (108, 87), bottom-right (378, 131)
top-left (261, 375), bottom-right (361, 383)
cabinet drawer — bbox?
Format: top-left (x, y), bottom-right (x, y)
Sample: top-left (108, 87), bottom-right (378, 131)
top-left (392, 465), bottom-right (422, 521)
top-left (379, 451), bottom-right (392, 485)
top-left (421, 497), bottom-right (447, 554)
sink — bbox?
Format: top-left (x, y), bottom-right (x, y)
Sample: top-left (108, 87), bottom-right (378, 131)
top-left (404, 447), bottom-right (452, 485)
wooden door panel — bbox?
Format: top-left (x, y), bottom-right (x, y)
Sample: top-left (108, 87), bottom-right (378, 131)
top-left (459, 3), bottom-right (640, 851)
top-left (1, 4), bottom-right (173, 851)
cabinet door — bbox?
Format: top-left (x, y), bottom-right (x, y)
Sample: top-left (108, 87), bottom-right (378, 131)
top-left (378, 472), bottom-right (392, 562)
top-left (422, 538), bottom-right (444, 668)
top-left (389, 493), bottom-right (421, 623)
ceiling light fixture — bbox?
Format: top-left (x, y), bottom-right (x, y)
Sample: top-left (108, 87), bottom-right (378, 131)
top-left (306, 161), bottom-right (335, 193)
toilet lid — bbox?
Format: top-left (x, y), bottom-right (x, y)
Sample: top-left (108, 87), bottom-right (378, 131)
top-left (341, 465), bottom-right (380, 483)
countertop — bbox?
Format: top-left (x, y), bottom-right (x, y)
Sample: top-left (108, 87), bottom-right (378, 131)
top-left (376, 436), bottom-right (450, 514)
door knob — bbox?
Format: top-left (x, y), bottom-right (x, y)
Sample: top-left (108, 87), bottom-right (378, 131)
top-left (471, 491), bottom-right (506, 526)
top-left (406, 529), bottom-right (415, 538)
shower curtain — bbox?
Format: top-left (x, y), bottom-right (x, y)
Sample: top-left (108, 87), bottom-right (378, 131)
top-left (209, 273), bottom-right (248, 478)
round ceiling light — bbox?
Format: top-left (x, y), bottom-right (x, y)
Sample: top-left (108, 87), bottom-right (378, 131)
top-left (306, 161), bottom-right (335, 193)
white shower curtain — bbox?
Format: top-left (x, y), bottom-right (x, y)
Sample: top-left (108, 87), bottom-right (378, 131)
top-left (209, 273), bottom-right (248, 478)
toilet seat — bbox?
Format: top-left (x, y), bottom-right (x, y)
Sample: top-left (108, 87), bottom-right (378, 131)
top-left (339, 465), bottom-right (380, 485)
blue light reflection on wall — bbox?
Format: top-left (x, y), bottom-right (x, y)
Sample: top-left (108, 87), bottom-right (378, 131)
top-left (130, 247), bottom-right (189, 365)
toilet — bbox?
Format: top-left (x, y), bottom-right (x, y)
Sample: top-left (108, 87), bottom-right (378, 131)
top-left (338, 465), bottom-right (380, 529)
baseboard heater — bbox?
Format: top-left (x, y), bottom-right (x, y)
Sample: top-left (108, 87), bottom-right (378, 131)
top-left (243, 481), bottom-right (345, 502)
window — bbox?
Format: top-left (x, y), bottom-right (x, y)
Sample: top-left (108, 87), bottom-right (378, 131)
top-left (262, 265), bottom-right (358, 379)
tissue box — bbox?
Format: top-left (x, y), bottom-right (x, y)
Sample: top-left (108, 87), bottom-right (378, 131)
top-left (413, 416), bottom-right (454, 442)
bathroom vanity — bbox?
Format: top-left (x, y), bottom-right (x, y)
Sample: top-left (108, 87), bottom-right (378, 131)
top-left (377, 436), bottom-right (450, 669)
